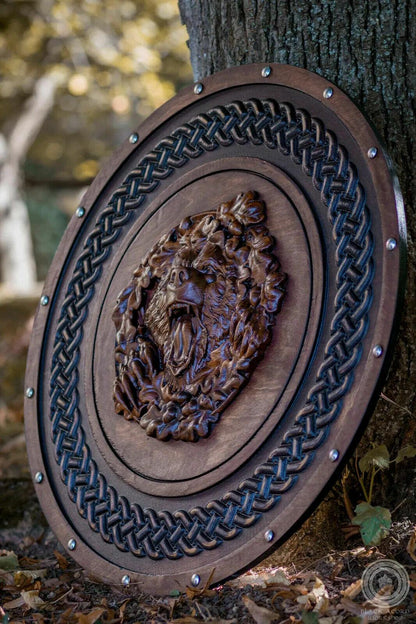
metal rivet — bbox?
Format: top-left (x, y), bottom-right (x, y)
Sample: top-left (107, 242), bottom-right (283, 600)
top-left (386, 237), bottom-right (397, 251)
top-left (75, 206), bottom-right (85, 218)
top-left (129, 132), bottom-right (139, 144)
top-left (323, 87), bottom-right (333, 99)
top-left (26, 387), bottom-right (35, 398)
top-left (261, 65), bottom-right (272, 78)
top-left (40, 295), bottom-right (49, 306)
top-left (367, 147), bottom-right (378, 159)
top-left (193, 82), bottom-right (203, 95)
top-left (264, 529), bottom-right (274, 542)
top-left (329, 448), bottom-right (339, 462)
top-left (373, 344), bottom-right (383, 358)
top-left (67, 538), bottom-right (76, 551)
top-left (121, 574), bottom-right (130, 586)
top-left (191, 573), bottom-right (201, 586)
top-left (34, 471), bottom-right (43, 483)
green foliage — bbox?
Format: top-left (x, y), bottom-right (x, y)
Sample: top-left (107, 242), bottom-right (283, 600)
top-left (348, 442), bottom-right (416, 546)
top-left (301, 611), bottom-right (319, 624)
top-left (0, 551), bottom-right (19, 571)
top-left (26, 187), bottom-right (69, 280)
top-left (352, 502), bottom-right (391, 546)
top-left (395, 445), bottom-right (416, 464)
top-left (358, 444), bottom-right (389, 472)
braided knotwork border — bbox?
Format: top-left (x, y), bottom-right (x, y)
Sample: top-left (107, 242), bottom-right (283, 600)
top-left (49, 98), bottom-right (373, 560)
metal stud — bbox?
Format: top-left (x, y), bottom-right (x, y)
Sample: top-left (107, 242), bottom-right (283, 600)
top-left (323, 87), bottom-right (333, 99)
top-left (264, 529), bottom-right (274, 542)
top-left (191, 573), bottom-right (201, 586)
top-left (75, 206), bottom-right (85, 218)
top-left (367, 147), bottom-right (378, 159)
top-left (261, 66), bottom-right (272, 78)
top-left (67, 538), bottom-right (76, 551)
top-left (329, 448), bottom-right (339, 462)
top-left (193, 82), bottom-right (203, 95)
top-left (40, 295), bottom-right (49, 306)
top-left (26, 387), bottom-right (35, 398)
top-left (386, 237), bottom-right (397, 251)
top-left (34, 471), bottom-right (44, 483)
top-left (121, 574), bottom-right (131, 586)
top-left (129, 132), bottom-right (139, 144)
top-left (372, 344), bottom-right (383, 358)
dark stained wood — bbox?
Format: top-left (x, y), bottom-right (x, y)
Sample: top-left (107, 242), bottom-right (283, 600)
top-left (25, 63), bottom-right (405, 594)
top-left (112, 190), bottom-right (286, 442)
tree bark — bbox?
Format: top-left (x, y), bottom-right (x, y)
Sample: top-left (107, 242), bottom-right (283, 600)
top-left (0, 74), bottom-right (58, 294)
top-left (178, 0), bottom-right (416, 528)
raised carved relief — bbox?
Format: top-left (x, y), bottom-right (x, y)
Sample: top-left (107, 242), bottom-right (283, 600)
top-left (112, 191), bottom-right (286, 441)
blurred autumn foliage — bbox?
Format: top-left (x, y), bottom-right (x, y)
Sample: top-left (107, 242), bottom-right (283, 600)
top-left (0, 0), bottom-right (191, 471)
top-left (0, 0), bottom-right (192, 185)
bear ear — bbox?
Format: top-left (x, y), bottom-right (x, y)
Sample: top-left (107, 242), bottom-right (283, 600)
top-left (231, 191), bottom-right (265, 226)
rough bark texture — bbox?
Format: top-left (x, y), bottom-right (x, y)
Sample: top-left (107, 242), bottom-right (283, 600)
top-left (178, 0), bottom-right (416, 527)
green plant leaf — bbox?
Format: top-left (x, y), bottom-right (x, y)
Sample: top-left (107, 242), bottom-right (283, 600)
top-left (301, 611), bottom-right (319, 624)
top-left (352, 502), bottom-right (391, 546)
top-left (358, 445), bottom-right (390, 472)
top-left (0, 551), bottom-right (19, 571)
top-left (395, 445), bottom-right (416, 464)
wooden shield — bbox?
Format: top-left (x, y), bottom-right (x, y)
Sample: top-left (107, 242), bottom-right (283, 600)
top-left (25, 63), bottom-right (406, 594)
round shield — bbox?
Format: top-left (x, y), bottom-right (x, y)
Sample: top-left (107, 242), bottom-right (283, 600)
top-left (25, 63), bottom-right (406, 594)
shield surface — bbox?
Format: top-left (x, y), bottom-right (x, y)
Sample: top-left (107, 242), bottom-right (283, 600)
top-left (25, 63), bottom-right (406, 594)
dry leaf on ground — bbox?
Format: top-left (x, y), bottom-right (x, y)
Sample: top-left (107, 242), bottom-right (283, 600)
top-left (242, 595), bottom-right (279, 623)
top-left (74, 606), bottom-right (107, 624)
top-left (341, 579), bottom-right (362, 600)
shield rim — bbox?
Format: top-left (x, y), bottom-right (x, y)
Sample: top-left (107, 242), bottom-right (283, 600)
top-left (25, 62), bottom-right (406, 593)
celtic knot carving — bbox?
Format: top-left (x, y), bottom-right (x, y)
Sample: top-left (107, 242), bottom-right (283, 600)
top-left (112, 191), bottom-right (286, 442)
top-left (50, 98), bottom-right (373, 560)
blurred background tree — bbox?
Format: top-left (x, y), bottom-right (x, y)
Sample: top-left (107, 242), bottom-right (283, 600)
top-left (0, 0), bottom-right (192, 292)
top-left (0, 0), bottom-right (191, 475)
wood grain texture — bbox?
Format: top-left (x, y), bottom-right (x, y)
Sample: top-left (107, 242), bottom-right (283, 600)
top-left (178, 0), bottom-right (415, 519)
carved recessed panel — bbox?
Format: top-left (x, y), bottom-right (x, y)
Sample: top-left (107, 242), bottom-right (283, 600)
top-left (25, 63), bottom-right (405, 594)
top-left (112, 191), bottom-right (286, 442)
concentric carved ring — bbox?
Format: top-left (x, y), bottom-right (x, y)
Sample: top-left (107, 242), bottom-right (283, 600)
top-left (25, 63), bottom-right (405, 594)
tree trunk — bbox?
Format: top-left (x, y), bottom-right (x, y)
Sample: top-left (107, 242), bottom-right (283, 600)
top-left (178, 0), bottom-right (416, 543)
top-left (0, 74), bottom-right (58, 294)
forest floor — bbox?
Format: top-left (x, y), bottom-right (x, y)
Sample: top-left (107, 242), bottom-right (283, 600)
top-left (0, 298), bottom-right (415, 623)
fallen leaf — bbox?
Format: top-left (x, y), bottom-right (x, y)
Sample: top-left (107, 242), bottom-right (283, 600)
top-left (338, 597), bottom-right (366, 616)
top-left (118, 598), bottom-right (130, 622)
top-left (171, 619), bottom-right (235, 624)
top-left (54, 550), bottom-right (70, 570)
top-left (21, 589), bottom-right (46, 610)
top-left (14, 569), bottom-right (47, 587)
top-left (3, 595), bottom-right (26, 610)
top-left (407, 527), bottom-right (416, 562)
top-left (185, 568), bottom-right (217, 599)
top-left (301, 612), bottom-right (318, 624)
top-left (297, 577), bottom-right (329, 615)
top-left (74, 606), bottom-right (106, 624)
top-left (242, 595), bottom-right (278, 623)
top-left (341, 579), bottom-right (362, 599)
top-left (169, 618), bottom-right (202, 623)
